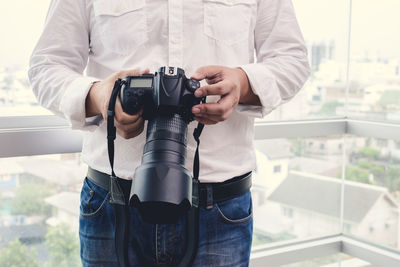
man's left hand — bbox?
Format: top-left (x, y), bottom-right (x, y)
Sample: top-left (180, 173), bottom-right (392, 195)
top-left (191, 65), bottom-right (259, 125)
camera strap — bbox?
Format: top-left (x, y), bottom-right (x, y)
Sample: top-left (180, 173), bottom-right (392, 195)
top-left (193, 122), bottom-right (204, 182)
top-left (106, 78), bottom-right (130, 267)
top-left (178, 107), bottom-right (206, 267)
top-left (192, 96), bottom-right (206, 183)
top-left (106, 79), bottom-right (127, 203)
top-left (107, 78), bottom-right (121, 179)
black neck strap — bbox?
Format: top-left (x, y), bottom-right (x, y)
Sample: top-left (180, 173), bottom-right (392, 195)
top-left (107, 79), bottom-right (123, 178)
top-left (192, 123), bottom-right (204, 181)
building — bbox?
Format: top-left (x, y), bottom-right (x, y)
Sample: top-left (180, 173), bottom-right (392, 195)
top-left (310, 40), bottom-right (336, 71)
top-left (289, 156), bottom-right (342, 177)
top-left (267, 171), bottom-right (399, 248)
top-left (252, 139), bottom-right (293, 206)
top-left (45, 192), bottom-right (80, 234)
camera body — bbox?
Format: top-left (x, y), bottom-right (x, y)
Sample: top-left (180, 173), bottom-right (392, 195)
top-left (120, 66), bottom-right (202, 122)
top-left (119, 67), bottom-right (203, 223)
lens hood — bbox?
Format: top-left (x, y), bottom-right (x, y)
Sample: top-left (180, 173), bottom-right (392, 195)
top-left (130, 162), bottom-right (192, 224)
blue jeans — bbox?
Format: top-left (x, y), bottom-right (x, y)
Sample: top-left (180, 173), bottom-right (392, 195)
top-left (79, 177), bottom-right (253, 267)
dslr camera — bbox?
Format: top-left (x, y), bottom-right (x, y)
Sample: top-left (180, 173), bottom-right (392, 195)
top-left (119, 66), bottom-right (204, 223)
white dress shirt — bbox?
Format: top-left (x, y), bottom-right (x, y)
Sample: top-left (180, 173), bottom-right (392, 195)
top-left (29, 0), bottom-right (310, 182)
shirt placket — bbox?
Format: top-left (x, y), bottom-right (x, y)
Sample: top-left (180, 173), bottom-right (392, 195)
top-left (168, 0), bottom-right (183, 67)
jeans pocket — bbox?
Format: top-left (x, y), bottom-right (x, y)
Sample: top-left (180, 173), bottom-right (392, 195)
top-left (80, 177), bottom-right (110, 218)
top-left (215, 190), bottom-right (252, 225)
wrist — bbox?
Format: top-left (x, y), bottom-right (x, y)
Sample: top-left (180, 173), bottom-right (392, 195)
top-left (237, 68), bottom-right (249, 101)
top-left (85, 81), bottom-right (102, 117)
top-left (236, 68), bottom-right (260, 105)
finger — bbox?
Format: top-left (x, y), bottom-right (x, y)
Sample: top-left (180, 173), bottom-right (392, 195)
top-left (116, 116), bottom-right (144, 133)
top-left (194, 116), bottom-right (218, 125)
top-left (198, 107), bottom-right (234, 122)
top-left (191, 65), bottom-right (223, 81)
top-left (206, 76), bottom-right (222, 85)
top-left (116, 122), bottom-right (145, 139)
top-left (114, 99), bottom-right (142, 125)
top-left (115, 68), bottom-right (150, 79)
top-left (195, 81), bottom-right (232, 98)
top-left (194, 104), bottom-right (234, 122)
top-left (128, 121), bottom-right (145, 138)
top-left (115, 69), bottom-right (140, 79)
top-left (192, 94), bottom-right (236, 116)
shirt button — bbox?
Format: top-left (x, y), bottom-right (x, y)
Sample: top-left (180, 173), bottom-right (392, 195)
top-left (226, 0), bottom-right (233, 4)
top-left (171, 37), bottom-right (180, 44)
top-left (114, 6), bottom-right (121, 13)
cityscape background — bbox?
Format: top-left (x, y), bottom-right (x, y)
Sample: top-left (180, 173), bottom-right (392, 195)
top-left (1, 0), bottom-right (400, 266)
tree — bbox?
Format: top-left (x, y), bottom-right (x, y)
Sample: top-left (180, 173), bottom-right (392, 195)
top-left (384, 166), bottom-right (400, 192)
top-left (318, 101), bottom-right (344, 116)
top-left (45, 224), bottom-right (80, 267)
top-left (10, 183), bottom-right (51, 216)
top-left (359, 147), bottom-right (380, 159)
top-left (0, 240), bottom-right (39, 267)
top-left (356, 161), bottom-right (384, 178)
top-left (345, 166), bottom-right (372, 184)
top-left (290, 139), bottom-right (305, 157)
top-left (357, 161), bottom-right (373, 169)
top-left (1, 74), bottom-right (14, 104)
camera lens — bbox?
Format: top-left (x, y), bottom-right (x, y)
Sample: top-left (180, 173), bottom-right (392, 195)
top-left (130, 114), bottom-right (192, 223)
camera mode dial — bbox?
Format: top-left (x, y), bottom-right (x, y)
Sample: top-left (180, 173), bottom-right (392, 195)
top-left (185, 78), bottom-right (200, 93)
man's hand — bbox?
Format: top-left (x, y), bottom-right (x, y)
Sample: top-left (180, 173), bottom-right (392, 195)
top-left (85, 69), bottom-right (150, 139)
top-left (191, 65), bottom-right (260, 125)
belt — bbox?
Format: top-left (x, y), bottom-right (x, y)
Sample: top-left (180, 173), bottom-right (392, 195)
top-left (86, 167), bottom-right (252, 206)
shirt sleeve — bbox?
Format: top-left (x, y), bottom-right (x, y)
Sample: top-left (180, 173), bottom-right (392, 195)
top-left (237, 0), bottom-right (310, 118)
top-left (28, 0), bottom-right (101, 131)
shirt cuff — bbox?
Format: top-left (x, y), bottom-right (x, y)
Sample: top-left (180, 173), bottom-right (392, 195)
top-left (238, 64), bottom-right (282, 118)
top-left (59, 76), bottom-right (101, 131)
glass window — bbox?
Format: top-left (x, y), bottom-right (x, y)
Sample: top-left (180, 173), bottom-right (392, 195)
top-left (0, 0), bottom-right (52, 116)
top-left (344, 136), bottom-right (400, 250)
top-left (0, 153), bottom-right (84, 266)
top-left (273, 165), bottom-right (282, 173)
top-left (349, 0), bottom-right (400, 122)
top-left (282, 253), bottom-right (374, 267)
top-left (252, 137), bottom-right (343, 247)
top-left (259, 0), bottom-right (349, 121)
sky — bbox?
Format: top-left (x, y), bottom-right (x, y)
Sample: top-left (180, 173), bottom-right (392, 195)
top-left (0, 0), bottom-right (399, 69)
top-left (0, 0), bottom-right (51, 69)
top-left (293, 0), bottom-right (400, 61)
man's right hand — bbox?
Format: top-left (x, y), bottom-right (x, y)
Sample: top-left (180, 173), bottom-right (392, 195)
top-left (85, 69), bottom-right (150, 139)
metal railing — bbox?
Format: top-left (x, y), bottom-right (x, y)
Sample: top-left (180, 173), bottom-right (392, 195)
top-left (2, 115), bottom-right (400, 266)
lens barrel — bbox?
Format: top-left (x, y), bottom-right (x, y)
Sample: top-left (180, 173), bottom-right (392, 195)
top-left (130, 114), bottom-right (192, 224)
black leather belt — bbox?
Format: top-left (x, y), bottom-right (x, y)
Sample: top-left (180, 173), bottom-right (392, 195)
top-left (86, 167), bottom-right (252, 206)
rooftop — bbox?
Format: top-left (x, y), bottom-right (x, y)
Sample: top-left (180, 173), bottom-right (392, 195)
top-left (268, 171), bottom-right (394, 223)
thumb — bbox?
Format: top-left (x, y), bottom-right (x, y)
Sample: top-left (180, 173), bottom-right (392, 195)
top-left (116, 68), bottom-right (149, 79)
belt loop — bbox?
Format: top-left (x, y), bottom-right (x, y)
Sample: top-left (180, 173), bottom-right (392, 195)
top-left (205, 185), bottom-right (213, 209)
